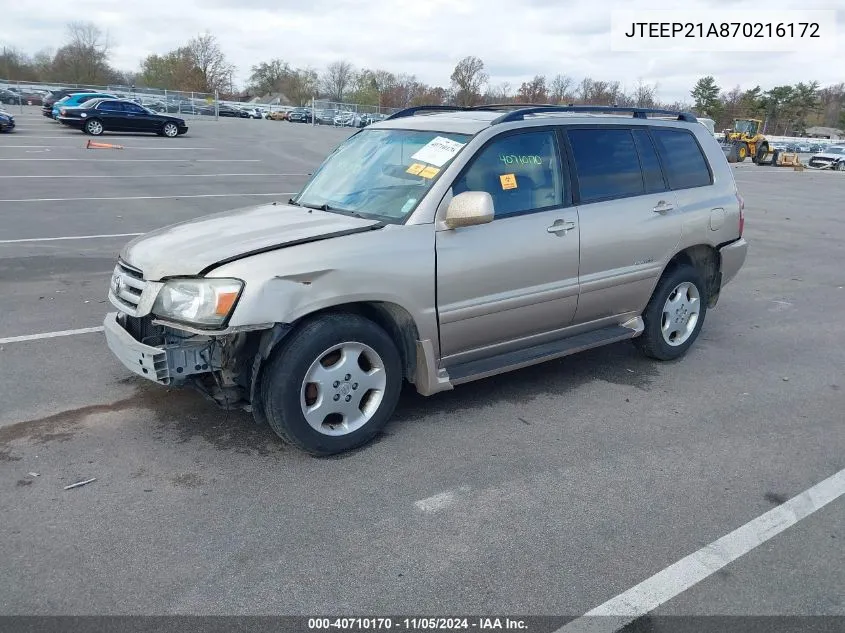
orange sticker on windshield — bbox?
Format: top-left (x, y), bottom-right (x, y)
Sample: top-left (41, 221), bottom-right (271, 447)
top-left (419, 166), bottom-right (440, 179)
top-left (406, 163), bottom-right (425, 175)
top-left (500, 173), bottom-right (517, 190)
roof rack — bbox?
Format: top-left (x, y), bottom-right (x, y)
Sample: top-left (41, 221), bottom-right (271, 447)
top-left (383, 104), bottom-right (698, 125)
top-left (384, 105), bottom-right (472, 120)
top-left (490, 105), bottom-right (698, 125)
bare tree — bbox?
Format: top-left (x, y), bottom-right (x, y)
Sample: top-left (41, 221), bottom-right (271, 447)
top-left (450, 56), bottom-right (488, 106)
top-left (52, 21), bottom-right (112, 84)
top-left (517, 75), bottom-right (548, 103)
top-left (283, 68), bottom-right (319, 106)
top-left (322, 60), bottom-right (355, 102)
top-left (631, 78), bottom-right (658, 107)
top-left (549, 74), bottom-right (573, 104)
top-left (186, 32), bottom-right (235, 93)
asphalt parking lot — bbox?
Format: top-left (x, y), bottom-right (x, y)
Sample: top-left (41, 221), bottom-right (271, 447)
top-left (1, 108), bottom-right (843, 627)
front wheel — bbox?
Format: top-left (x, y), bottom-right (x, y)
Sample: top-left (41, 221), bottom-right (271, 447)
top-left (84, 119), bottom-right (104, 135)
top-left (162, 122), bottom-right (179, 137)
top-left (261, 313), bottom-right (403, 456)
top-left (635, 263), bottom-right (708, 361)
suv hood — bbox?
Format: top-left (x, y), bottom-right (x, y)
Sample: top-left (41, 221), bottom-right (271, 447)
top-left (120, 202), bottom-right (383, 281)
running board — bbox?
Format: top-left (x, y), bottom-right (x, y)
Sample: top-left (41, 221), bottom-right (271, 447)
top-left (446, 318), bottom-right (644, 385)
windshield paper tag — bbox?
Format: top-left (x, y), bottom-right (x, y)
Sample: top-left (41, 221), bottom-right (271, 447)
top-left (419, 166), bottom-right (440, 179)
top-left (406, 163), bottom-right (426, 175)
top-left (411, 137), bottom-right (465, 167)
top-left (500, 174), bottom-right (517, 190)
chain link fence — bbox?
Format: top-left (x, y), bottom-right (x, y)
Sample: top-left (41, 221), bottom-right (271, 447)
top-left (0, 78), bottom-right (221, 119)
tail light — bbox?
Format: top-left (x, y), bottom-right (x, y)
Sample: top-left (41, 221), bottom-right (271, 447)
top-left (736, 192), bottom-right (745, 236)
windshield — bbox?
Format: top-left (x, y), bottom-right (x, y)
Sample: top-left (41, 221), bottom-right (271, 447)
top-left (735, 120), bottom-right (757, 134)
top-left (826, 147), bottom-right (844, 154)
top-left (293, 128), bottom-right (471, 222)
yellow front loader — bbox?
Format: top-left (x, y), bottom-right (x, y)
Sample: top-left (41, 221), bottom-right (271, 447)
top-left (721, 118), bottom-right (769, 163)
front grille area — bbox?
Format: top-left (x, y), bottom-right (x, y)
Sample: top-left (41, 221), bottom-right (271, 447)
top-left (111, 259), bottom-right (147, 315)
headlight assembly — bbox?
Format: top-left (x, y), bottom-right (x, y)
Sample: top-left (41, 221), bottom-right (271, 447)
top-left (152, 278), bottom-right (243, 327)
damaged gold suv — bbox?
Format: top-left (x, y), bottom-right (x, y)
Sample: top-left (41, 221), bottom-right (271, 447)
top-left (104, 104), bottom-right (748, 455)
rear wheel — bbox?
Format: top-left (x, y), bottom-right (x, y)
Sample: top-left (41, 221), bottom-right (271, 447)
top-left (635, 263), bottom-right (708, 361)
top-left (836, 161), bottom-right (845, 171)
top-left (84, 119), bottom-right (104, 135)
top-left (261, 313), bottom-right (403, 456)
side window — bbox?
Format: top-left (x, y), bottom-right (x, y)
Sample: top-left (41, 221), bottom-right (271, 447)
top-left (632, 129), bottom-right (667, 193)
top-left (97, 101), bottom-right (123, 112)
top-left (452, 130), bottom-right (563, 218)
top-left (650, 129), bottom-right (712, 190)
top-left (124, 103), bottom-right (146, 114)
top-left (567, 128), bottom-right (643, 202)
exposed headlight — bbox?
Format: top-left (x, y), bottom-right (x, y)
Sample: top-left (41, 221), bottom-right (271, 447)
top-left (152, 278), bottom-right (243, 327)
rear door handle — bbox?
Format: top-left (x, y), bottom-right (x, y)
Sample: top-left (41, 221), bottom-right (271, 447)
top-left (547, 220), bottom-right (576, 235)
top-left (653, 200), bottom-right (674, 214)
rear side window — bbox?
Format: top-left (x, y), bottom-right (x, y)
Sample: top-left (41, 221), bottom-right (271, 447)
top-left (97, 101), bottom-right (124, 112)
top-left (632, 129), bottom-right (667, 193)
top-left (651, 129), bottom-right (712, 189)
top-left (567, 128), bottom-right (643, 202)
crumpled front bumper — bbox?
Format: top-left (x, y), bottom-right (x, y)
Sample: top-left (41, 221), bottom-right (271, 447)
top-left (103, 312), bottom-right (217, 385)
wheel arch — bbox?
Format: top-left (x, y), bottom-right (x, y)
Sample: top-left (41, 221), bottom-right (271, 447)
top-left (245, 300), bottom-right (424, 421)
top-left (661, 244), bottom-right (722, 308)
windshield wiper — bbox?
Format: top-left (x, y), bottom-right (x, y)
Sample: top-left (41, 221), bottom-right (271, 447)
top-left (287, 197), bottom-right (300, 206)
top-left (298, 201), bottom-right (366, 218)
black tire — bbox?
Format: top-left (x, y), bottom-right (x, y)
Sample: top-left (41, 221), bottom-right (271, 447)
top-left (634, 263), bottom-right (708, 361)
top-left (734, 142), bottom-right (748, 163)
top-left (261, 313), bottom-right (403, 456)
top-left (753, 143), bottom-right (768, 164)
top-left (84, 118), bottom-right (104, 136)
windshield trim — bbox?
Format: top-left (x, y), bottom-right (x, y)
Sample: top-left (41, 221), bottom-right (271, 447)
top-left (292, 127), bottom-right (474, 225)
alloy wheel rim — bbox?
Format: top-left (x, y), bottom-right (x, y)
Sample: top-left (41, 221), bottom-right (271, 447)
top-left (299, 342), bottom-right (387, 436)
top-left (661, 281), bottom-right (701, 346)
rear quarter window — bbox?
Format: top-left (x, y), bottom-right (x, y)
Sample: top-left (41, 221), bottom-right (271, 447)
top-left (650, 128), bottom-right (712, 190)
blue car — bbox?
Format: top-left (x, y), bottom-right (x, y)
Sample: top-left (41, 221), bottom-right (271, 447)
top-left (0, 108), bottom-right (14, 132)
top-left (52, 92), bottom-right (116, 120)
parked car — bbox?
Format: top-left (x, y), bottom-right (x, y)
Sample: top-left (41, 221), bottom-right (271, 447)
top-left (42, 89), bottom-right (99, 117)
top-left (57, 98), bottom-right (188, 137)
top-left (316, 108), bottom-right (337, 124)
top-left (0, 108), bottom-right (14, 132)
top-left (53, 92), bottom-right (117, 119)
top-left (101, 104), bottom-right (747, 456)
top-left (287, 107), bottom-right (313, 123)
top-left (217, 105), bottom-right (242, 117)
top-left (0, 88), bottom-right (20, 104)
top-left (807, 145), bottom-right (845, 170)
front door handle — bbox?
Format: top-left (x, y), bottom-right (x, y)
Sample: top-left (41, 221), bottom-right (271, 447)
top-left (547, 220), bottom-right (576, 235)
top-left (653, 200), bottom-right (674, 214)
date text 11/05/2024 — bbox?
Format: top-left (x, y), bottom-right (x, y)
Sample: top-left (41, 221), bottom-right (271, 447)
top-left (623, 21), bottom-right (820, 39)
top-left (308, 618), bottom-right (528, 630)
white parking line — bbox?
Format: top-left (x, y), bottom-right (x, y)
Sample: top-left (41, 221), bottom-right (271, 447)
top-left (555, 467), bottom-right (845, 633)
top-left (0, 233), bottom-right (143, 244)
top-left (0, 192), bottom-right (296, 202)
top-left (0, 326), bottom-right (105, 345)
top-left (0, 158), bottom-right (260, 162)
top-left (0, 173), bottom-right (308, 179)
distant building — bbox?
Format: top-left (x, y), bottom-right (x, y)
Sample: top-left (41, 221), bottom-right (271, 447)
top-left (805, 126), bottom-right (843, 140)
